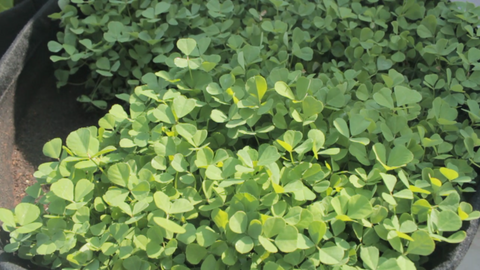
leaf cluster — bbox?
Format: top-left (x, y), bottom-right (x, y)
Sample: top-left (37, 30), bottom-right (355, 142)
top-left (2, 0), bottom-right (480, 269)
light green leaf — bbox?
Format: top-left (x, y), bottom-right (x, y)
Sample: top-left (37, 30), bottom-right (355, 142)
top-left (348, 195), bottom-right (373, 219)
top-left (177, 38), bottom-right (197, 56)
top-left (173, 96), bottom-right (196, 119)
top-left (153, 217), bottom-right (186, 234)
top-left (154, 191), bottom-right (171, 213)
top-left (308, 221), bottom-right (326, 245)
top-left (43, 138), bottom-right (62, 159)
top-left (51, 178), bottom-right (74, 201)
top-left (14, 203), bottom-right (40, 226)
top-left (258, 145), bottom-right (281, 166)
top-left (235, 236), bottom-right (254, 254)
top-left (206, 165), bottom-right (223, 180)
top-left (246, 75), bottom-right (268, 103)
top-left (436, 210), bottom-right (462, 232)
top-left (66, 128), bottom-right (99, 157)
top-left (186, 243), bottom-right (207, 265)
top-left (334, 118), bottom-right (350, 137)
top-left (406, 231), bottom-right (435, 256)
top-left (387, 145), bottom-right (414, 168)
top-left (263, 217), bottom-right (286, 238)
top-left (170, 199), bottom-right (194, 214)
top-left (75, 179), bottom-right (94, 202)
top-left (360, 246), bottom-right (379, 270)
top-left (229, 211), bottom-right (248, 234)
top-left (211, 109), bottom-right (228, 123)
top-left (394, 86), bottom-right (422, 106)
top-left (0, 208), bottom-right (16, 227)
top-left (349, 114), bottom-right (370, 136)
top-left (373, 88), bottom-right (394, 109)
top-left (302, 96), bottom-right (324, 117)
top-left (275, 81), bottom-right (296, 100)
top-left (274, 225), bottom-right (298, 253)
top-left (107, 163), bottom-right (130, 187)
top-left (319, 244), bottom-right (344, 265)
top-left (259, 235), bottom-right (278, 253)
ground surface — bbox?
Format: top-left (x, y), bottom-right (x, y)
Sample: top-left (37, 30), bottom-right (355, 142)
top-left (10, 71), bottom-right (99, 205)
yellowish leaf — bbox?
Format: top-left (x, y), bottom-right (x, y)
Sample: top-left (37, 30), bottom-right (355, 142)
top-left (440, 167), bottom-right (459, 181)
top-left (409, 185), bottom-right (431, 194)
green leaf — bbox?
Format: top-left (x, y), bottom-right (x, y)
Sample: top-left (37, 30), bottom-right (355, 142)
top-left (171, 153), bottom-right (189, 172)
top-left (177, 223), bottom-right (197, 244)
top-left (206, 165), bottom-right (223, 180)
top-left (196, 225), bottom-right (218, 247)
top-left (436, 210), bottom-right (462, 232)
top-left (349, 114), bottom-right (370, 136)
top-left (293, 43), bottom-right (313, 61)
top-left (394, 86), bottom-right (422, 106)
top-left (229, 211), bottom-right (248, 234)
top-left (275, 81), bottom-right (296, 100)
top-left (14, 222), bottom-right (42, 234)
top-left (211, 109), bottom-right (228, 123)
top-left (186, 243), bottom-right (208, 264)
top-left (153, 217), bottom-right (186, 234)
top-left (75, 179), bottom-right (94, 202)
top-left (258, 145), bottom-right (281, 166)
top-left (319, 243), bottom-right (344, 265)
top-left (259, 235), bottom-right (278, 253)
top-left (406, 231), bottom-right (435, 256)
top-left (246, 75), bottom-right (268, 103)
top-left (235, 236), bottom-right (254, 254)
top-left (348, 195), bottom-right (373, 219)
top-left (107, 163), bottom-right (130, 187)
top-left (173, 96), bottom-right (196, 119)
top-left (43, 138), bottom-right (62, 159)
top-left (176, 123), bottom-right (197, 141)
top-left (377, 56), bottom-right (393, 71)
top-left (66, 128), bottom-right (99, 157)
top-left (211, 209), bottom-right (229, 230)
top-left (0, 208), bottom-right (16, 227)
top-left (373, 88), bottom-right (394, 109)
top-left (154, 191), bottom-right (171, 213)
top-left (334, 118), bottom-right (349, 138)
top-left (387, 145), bottom-right (414, 168)
top-left (14, 203), bottom-right (40, 225)
top-left (263, 217), bottom-right (286, 238)
top-left (177, 38), bottom-right (197, 56)
top-left (170, 199), bottom-right (194, 214)
top-left (360, 246), bottom-right (379, 270)
top-left (274, 225), bottom-right (298, 253)
top-left (51, 178), bottom-right (74, 201)
top-left (302, 96), bottom-right (324, 117)
top-left (308, 221), bottom-right (326, 245)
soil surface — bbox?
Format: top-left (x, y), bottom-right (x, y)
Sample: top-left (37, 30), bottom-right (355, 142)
top-left (10, 70), bottom-right (100, 205)
top-left (11, 147), bottom-right (36, 205)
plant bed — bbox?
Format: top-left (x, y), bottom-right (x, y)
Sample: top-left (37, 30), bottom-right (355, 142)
top-left (2, 0), bottom-right (480, 270)
top-left (0, 1), bottom-right (100, 268)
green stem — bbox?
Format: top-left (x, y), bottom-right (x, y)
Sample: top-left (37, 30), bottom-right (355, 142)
top-left (175, 172), bottom-right (179, 189)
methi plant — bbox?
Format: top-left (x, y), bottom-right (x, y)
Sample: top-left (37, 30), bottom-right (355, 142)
top-left (2, 33), bottom-right (480, 269)
top-left (48, 0), bottom-right (480, 110)
top-left (2, 0), bottom-right (480, 269)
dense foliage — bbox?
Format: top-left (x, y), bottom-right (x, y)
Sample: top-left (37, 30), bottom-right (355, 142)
top-left (2, 0), bottom-right (480, 269)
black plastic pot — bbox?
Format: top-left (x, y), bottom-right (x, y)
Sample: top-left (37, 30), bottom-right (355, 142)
top-left (0, 0), bottom-right (479, 269)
